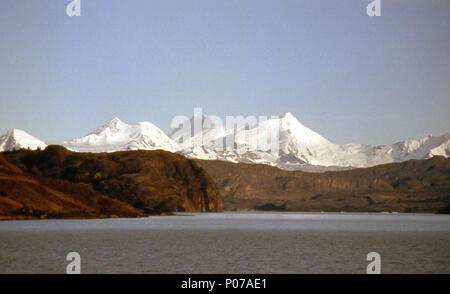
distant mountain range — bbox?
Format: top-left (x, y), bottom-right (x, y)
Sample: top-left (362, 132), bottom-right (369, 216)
top-left (1, 113), bottom-right (449, 170)
top-left (64, 117), bottom-right (178, 153)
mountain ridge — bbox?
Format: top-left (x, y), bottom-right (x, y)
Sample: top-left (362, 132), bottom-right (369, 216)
top-left (196, 156), bottom-right (450, 213)
top-left (1, 113), bottom-right (449, 170)
top-left (63, 117), bottom-right (178, 152)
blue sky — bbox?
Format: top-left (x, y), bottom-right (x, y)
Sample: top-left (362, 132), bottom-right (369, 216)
top-left (0, 0), bottom-right (449, 145)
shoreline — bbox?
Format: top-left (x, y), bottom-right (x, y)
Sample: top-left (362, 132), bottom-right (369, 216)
top-left (1, 210), bottom-right (448, 221)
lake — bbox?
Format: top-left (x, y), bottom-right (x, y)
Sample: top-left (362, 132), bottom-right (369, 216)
top-left (0, 212), bottom-right (449, 274)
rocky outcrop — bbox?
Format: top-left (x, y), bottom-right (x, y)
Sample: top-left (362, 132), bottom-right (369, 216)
top-left (1, 146), bottom-right (222, 219)
top-left (196, 156), bottom-right (450, 213)
top-left (0, 153), bottom-right (143, 220)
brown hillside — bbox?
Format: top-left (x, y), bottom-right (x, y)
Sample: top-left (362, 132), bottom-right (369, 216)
top-left (0, 153), bottom-right (142, 220)
top-left (196, 157), bottom-right (450, 213)
top-left (2, 146), bottom-right (222, 217)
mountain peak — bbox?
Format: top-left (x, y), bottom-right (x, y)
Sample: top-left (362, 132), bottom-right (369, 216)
top-left (281, 112), bottom-right (294, 119)
top-left (0, 128), bottom-right (47, 151)
top-left (6, 128), bottom-right (17, 136)
top-left (279, 112), bottom-right (302, 125)
top-left (6, 128), bottom-right (34, 138)
top-left (64, 118), bottom-right (177, 153)
top-left (94, 117), bottom-right (127, 134)
top-left (7, 128), bottom-right (24, 135)
top-left (108, 117), bottom-right (125, 126)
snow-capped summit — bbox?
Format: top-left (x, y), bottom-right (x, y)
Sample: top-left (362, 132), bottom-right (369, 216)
top-left (271, 113), bottom-right (450, 167)
top-left (170, 114), bottom-right (231, 146)
top-left (201, 112), bottom-right (341, 166)
top-left (278, 112), bottom-right (330, 146)
top-left (365, 133), bottom-right (450, 166)
top-left (172, 112), bottom-right (338, 165)
top-left (95, 116), bottom-right (125, 132)
top-left (63, 117), bottom-right (178, 152)
top-left (0, 128), bottom-right (47, 151)
top-left (169, 114), bottom-right (233, 160)
top-left (173, 112), bottom-right (450, 169)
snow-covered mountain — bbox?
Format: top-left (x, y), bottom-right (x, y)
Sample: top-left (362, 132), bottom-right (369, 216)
top-left (359, 133), bottom-right (450, 167)
top-left (171, 112), bottom-right (338, 166)
top-left (170, 114), bottom-right (233, 160)
top-left (2, 114), bottom-right (448, 170)
top-left (0, 128), bottom-right (47, 151)
top-left (172, 112), bottom-right (450, 169)
top-left (63, 117), bottom-right (178, 152)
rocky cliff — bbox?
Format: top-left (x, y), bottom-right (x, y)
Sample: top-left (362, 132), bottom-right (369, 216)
top-left (1, 146), bottom-right (222, 219)
top-left (196, 156), bottom-right (450, 213)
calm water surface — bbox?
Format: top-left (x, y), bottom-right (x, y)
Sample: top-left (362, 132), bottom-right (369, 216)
top-left (0, 212), bottom-right (449, 273)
